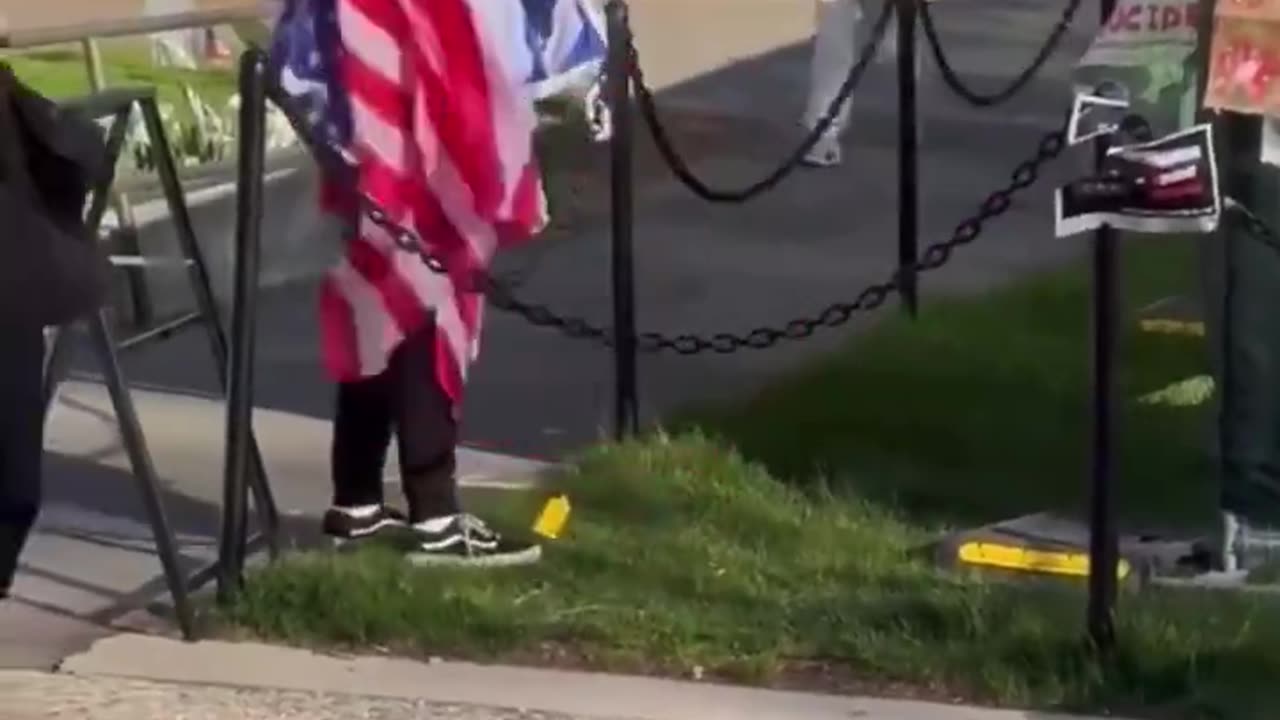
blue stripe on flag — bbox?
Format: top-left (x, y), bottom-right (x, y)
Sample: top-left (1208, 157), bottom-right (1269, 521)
top-left (521, 0), bottom-right (607, 99)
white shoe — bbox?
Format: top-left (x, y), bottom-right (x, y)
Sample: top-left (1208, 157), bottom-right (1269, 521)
top-left (802, 133), bottom-right (843, 167)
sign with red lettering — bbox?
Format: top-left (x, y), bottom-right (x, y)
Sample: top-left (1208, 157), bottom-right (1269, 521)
top-left (1204, 0), bottom-right (1280, 116)
top-left (1080, 0), bottom-right (1198, 110)
top-left (1100, 0), bottom-right (1201, 34)
top-left (1074, 0), bottom-right (1202, 134)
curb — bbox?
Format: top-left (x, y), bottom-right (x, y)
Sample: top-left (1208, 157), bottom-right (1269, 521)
top-left (56, 635), bottom-right (1118, 720)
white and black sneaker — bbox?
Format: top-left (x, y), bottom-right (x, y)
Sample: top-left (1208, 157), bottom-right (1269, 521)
top-left (322, 504), bottom-right (409, 547)
top-left (406, 513), bottom-right (542, 568)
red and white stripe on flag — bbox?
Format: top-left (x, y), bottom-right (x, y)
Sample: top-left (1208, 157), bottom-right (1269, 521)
top-left (319, 0), bottom-right (549, 406)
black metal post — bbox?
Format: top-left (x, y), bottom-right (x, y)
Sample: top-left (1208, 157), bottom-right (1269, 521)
top-left (88, 311), bottom-right (196, 639)
top-left (896, 0), bottom-right (920, 316)
top-left (1085, 0), bottom-right (1119, 654)
top-left (139, 92), bottom-right (282, 560)
top-left (218, 48), bottom-right (269, 601)
top-left (605, 0), bottom-right (639, 439)
top-left (1086, 224), bottom-right (1119, 651)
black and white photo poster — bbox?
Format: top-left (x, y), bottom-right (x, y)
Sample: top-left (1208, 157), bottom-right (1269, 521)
top-left (1055, 124), bottom-right (1221, 237)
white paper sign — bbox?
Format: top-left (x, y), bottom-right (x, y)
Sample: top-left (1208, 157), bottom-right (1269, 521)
top-left (1055, 124), bottom-right (1221, 237)
top-left (1068, 92), bottom-right (1132, 145)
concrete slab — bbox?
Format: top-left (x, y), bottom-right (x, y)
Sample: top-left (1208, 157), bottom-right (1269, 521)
top-left (1, 379), bottom-right (550, 669)
top-left (2, 669), bottom-right (605, 720)
top-left (55, 634), bottom-right (1118, 720)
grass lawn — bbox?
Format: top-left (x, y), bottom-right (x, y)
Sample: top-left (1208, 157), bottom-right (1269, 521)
top-left (218, 227), bottom-right (1277, 714)
top-left (2, 42), bottom-right (236, 120)
top-left (684, 240), bottom-right (1215, 533)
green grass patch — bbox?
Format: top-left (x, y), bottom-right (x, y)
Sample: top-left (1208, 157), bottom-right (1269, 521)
top-left (221, 239), bottom-right (1274, 718)
top-left (686, 237), bottom-right (1215, 532)
top-left (3, 43), bottom-right (236, 120)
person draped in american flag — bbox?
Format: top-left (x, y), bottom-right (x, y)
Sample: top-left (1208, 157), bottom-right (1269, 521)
top-left (270, 0), bottom-right (605, 565)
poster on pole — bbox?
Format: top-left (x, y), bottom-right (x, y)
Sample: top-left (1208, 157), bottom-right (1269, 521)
top-left (1055, 124), bottom-right (1221, 237)
top-left (1204, 0), bottom-right (1280, 117)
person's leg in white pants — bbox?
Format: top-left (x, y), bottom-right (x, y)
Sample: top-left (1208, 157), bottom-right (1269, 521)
top-left (803, 0), bottom-right (863, 167)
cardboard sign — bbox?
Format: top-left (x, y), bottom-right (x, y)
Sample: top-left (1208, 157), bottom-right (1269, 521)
top-left (1055, 124), bottom-right (1221, 237)
top-left (1074, 0), bottom-right (1202, 137)
top-left (1204, 0), bottom-right (1280, 117)
top-left (1086, 0), bottom-right (1201, 71)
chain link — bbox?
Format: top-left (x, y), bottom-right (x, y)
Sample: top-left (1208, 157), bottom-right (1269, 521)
top-left (918, 0), bottom-right (1083, 107)
top-left (357, 118), bottom-right (1066, 355)
top-left (628, 0), bottom-right (896, 204)
top-left (627, 126), bottom-right (1066, 354)
top-left (354, 124), bottom-right (1064, 355)
top-left (267, 18), bottom-right (1067, 358)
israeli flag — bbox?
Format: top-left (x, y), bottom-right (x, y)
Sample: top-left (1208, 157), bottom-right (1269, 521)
top-left (520, 0), bottom-right (608, 101)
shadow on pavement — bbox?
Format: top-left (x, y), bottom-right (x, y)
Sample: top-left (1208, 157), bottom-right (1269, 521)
top-left (15, 453), bottom-right (322, 633)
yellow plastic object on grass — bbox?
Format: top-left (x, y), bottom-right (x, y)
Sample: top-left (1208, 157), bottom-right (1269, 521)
top-left (958, 541), bottom-right (1132, 581)
top-left (532, 494), bottom-right (571, 540)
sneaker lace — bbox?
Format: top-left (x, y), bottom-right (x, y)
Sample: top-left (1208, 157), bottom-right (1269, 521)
top-left (456, 513), bottom-right (498, 554)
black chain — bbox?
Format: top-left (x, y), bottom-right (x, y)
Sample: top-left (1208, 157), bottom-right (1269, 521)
top-left (629, 0), bottom-right (896, 204)
top-left (269, 38), bottom-right (1067, 357)
top-left (632, 125), bottom-right (1067, 354)
top-left (385, 123), bottom-right (1064, 355)
top-left (918, 0), bottom-right (1083, 107)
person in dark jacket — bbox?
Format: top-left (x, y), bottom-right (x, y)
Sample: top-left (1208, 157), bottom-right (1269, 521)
top-left (0, 65), bottom-right (107, 596)
top-left (0, 323), bottom-right (45, 596)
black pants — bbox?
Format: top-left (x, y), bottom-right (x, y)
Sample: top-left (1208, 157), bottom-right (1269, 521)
top-left (331, 321), bottom-right (460, 523)
top-left (0, 322), bottom-right (45, 593)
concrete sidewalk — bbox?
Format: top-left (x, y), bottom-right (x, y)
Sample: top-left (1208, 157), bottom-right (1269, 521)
top-left (0, 633), bottom-right (1116, 720)
top-left (3, 379), bottom-right (550, 669)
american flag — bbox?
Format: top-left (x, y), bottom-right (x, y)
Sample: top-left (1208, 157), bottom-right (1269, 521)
top-left (269, 0), bottom-right (606, 405)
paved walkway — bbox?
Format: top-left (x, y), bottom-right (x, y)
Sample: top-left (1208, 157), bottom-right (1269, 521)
top-left (0, 634), bottom-right (1114, 720)
top-left (105, 0), bottom-right (1099, 458)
